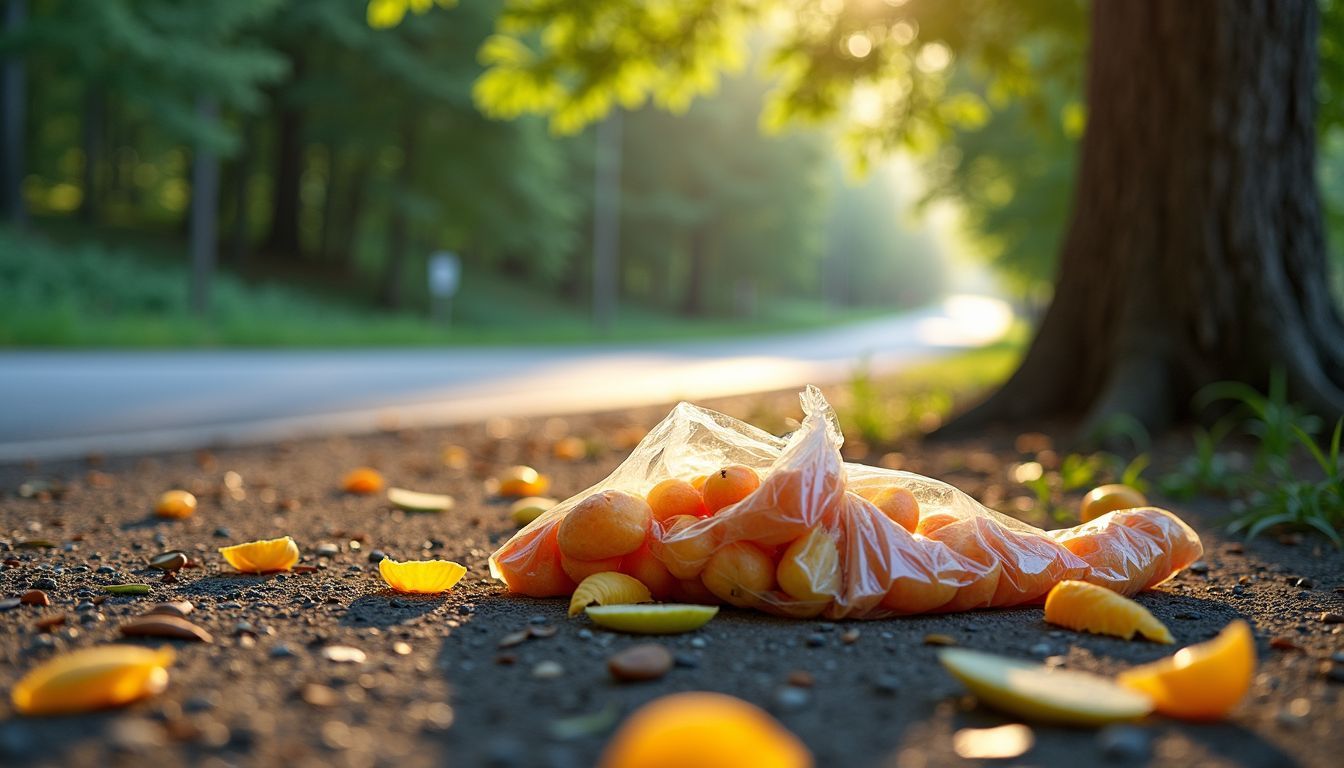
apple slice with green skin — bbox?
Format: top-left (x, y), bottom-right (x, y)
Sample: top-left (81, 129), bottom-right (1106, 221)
top-left (938, 648), bottom-right (1153, 726)
top-left (585, 604), bottom-right (719, 634)
top-left (387, 487), bottom-right (455, 513)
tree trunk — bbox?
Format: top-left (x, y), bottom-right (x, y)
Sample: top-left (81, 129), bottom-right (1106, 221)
top-left (0, 0), bottom-right (26, 227)
top-left (380, 121), bottom-right (418, 310)
top-left (946, 0), bottom-right (1344, 437)
top-left (265, 55), bottom-right (304, 260)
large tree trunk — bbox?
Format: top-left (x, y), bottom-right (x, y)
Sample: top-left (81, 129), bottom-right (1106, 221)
top-left (947, 0), bottom-right (1344, 436)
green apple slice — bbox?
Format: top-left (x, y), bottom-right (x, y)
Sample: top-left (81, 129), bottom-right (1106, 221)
top-left (584, 604), bottom-right (719, 634)
top-left (386, 487), bottom-right (455, 512)
top-left (939, 648), bottom-right (1153, 726)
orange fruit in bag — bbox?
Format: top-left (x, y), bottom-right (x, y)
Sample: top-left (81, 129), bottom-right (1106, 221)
top-left (702, 465), bottom-right (761, 514)
top-left (882, 575), bottom-right (958, 614)
top-left (776, 527), bottom-right (842, 604)
top-left (1051, 507), bottom-right (1202, 595)
top-left (647, 478), bottom-right (708, 521)
top-left (493, 519), bottom-right (575, 597)
top-left (557, 490), bottom-right (652, 561)
top-left (659, 514), bottom-right (721, 579)
top-left (702, 542), bottom-right (776, 607)
top-left (855, 485), bottom-right (920, 532)
top-left (674, 577), bottom-right (721, 605)
top-left (622, 539), bottom-right (678, 599)
top-left (561, 552), bottom-right (625, 584)
top-left (916, 514), bottom-right (1001, 611)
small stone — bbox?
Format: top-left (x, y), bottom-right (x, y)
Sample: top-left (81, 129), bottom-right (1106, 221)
top-left (457, 604), bottom-right (476, 616)
top-left (532, 661), bottom-right (564, 679)
top-left (0, 598), bottom-right (21, 611)
top-left (673, 652), bottom-right (700, 669)
top-left (300, 683), bottom-right (341, 708)
top-left (213, 527), bottom-right (231, 538)
top-left (608, 644), bottom-right (674, 682)
top-left (76, 601), bottom-right (95, 612)
top-left (529, 615), bottom-right (549, 625)
top-left (367, 550), bottom-right (388, 563)
top-left (31, 577), bottom-right (58, 590)
top-left (1188, 561), bottom-right (1209, 575)
top-left (149, 551), bottom-right (188, 571)
top-left (841, 628), bottom-right (860, 645)
top-left (109, 718), bottom-right (166, 751)
top-left (145, 601), bottom-right (194, 618)
top-left (774, 685), bottom-right (810, 711)
top-left (19, 590), bottom-right (49, 606)
top-left (689, 637), bottom-right (707, 649)
top-left (1320, 612), bottom-right (1344, 625)
top-left (922, 634), bottom-right (956, 647)
top-left (786, 670), bottom-right (814, 687)
top-left (96, 565), bottom-right (117, 574)
top-left (805, 633), bottom-right (826, 648)
top-left (393, 642), bottom-right (412, 656)
top-left (183, 694), bottom-right (218, 712)
top-left (498, 630), bottom-right (530, 649)
top-left (529, 624), bottom-right (558, 639)
top-left (1293, 577), bottom-right (1315, 589)
top-left (1029, 643), bottom-right (1053, 656)
top-left (577, 629), bottom-right (593, 641)
top-left (316, 542), bottom-right (340, 557)
top-left (1269, 637), bottom-right (1303, 652)
top-left (1276, 698), bottom-right (1312, 729)
top-left (873, 674), bottom-right (900, 696)
top-left (320, 645), bottom-right (366, 663)
top-left (1098, 724), bottom-right (1151, 761)
top-left (270, 643), bottom-right (296, 658)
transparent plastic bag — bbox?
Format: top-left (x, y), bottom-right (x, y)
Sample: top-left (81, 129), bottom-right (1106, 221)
top-left (489, 386), bottom-right (1203, 619)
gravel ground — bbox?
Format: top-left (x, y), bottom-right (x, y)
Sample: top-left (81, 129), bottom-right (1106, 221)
top-left (0, 391), bottom-right (1342, 768)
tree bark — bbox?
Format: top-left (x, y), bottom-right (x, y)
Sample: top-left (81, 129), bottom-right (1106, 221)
top-left (945, 0), bottom-right (1344, 437)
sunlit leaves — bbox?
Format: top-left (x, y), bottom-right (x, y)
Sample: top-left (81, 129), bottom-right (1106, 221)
top-left (367, 0), bottom-right (458, 30)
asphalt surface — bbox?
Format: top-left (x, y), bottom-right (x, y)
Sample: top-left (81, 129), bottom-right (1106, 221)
top-left (0, 391), bottom-right (1340, 768)
top-left (0, 295), bottom-right (1012, 462)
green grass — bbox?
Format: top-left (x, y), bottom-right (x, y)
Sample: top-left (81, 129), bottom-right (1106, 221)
top-left (0, 227), bottom-right (893, 347)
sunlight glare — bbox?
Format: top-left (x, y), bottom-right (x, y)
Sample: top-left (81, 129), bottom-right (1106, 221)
top-left (845, 33), bottom-right (873, 59)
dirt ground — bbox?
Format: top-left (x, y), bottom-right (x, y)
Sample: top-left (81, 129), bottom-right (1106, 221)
top-left (0, 389), bottom-right (1341, 767)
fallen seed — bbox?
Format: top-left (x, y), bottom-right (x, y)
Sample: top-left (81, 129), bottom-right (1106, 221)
top-left (20, 589), bottom-right (50, 606)
top-left (529, 624), bottom-right (558, 639)
top-left (607, 644), bottom-right (673, 682)
top-left (841, 628), bottom-right (861, 644)
top-left (104, 584), bottom-right (152, 595)
top-left (787, 670), bottom-right (815, 687)
top-left (120, 615), bottom-right (214, 643)
top-left (923, 633), bottom-right (957, 646)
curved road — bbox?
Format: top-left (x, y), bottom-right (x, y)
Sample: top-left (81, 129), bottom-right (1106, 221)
top-left (0, 295), bottom-right (1012, 462)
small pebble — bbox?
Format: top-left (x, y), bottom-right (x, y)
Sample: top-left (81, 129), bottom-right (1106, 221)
top-left (873, 674), bottom-right (900, 696)
top-left (19, 590), bottom-right (49, 606)
top-left (922, 634), bottom-right (956, 646)
top-left (607, 644), bottom-right (673, 682)
top-left (300, 683), bottom-right (341, 708)
top-left (805, 634), bottom-right (826, 648)
top-left (213, 528), bottom-right (231, 538)
top-left (269, 643), bottom-right (296, 658)
top-left (316, 543), bottom-right (339, 557)
top-left (1098, 724), bottom-right (1151, 761)
top-left (32, 578), bottom-right (58, 591)
top-left (0, 598), bottom-right (21, 612)
top-left (96, 566), bottom-right (117, 575)
top-left (393, 642), bottom-right (412, 656)
top-left (148, 551), bottom-right (188, 571)
top-left (1188, 561), bottom-right (1209, 575)
top-left (673, 652), bottom-right (699, 669)
top-left (774, 685), bottom-right (810, 711)
top-left (1029, 643), bottom-right (1053, 656)
top-left (1293, 577), bottom-right (1315, 589)
top-left (787, 670), bottom-right (814, 687)
top-left (689, 637), bottom-right (707, 649)
top-left (529, 615), bottom-right (549, 625)
top-left (367, 550), bottom-right (388, 563)
top-left (841, 628), bottom-right (860, 645)
top-left (532, 661), bottom-right (564, 679)
top-left (1320, 612), bottom-right (1344, 625)
top-left (320, 645), bottom-right (367, 664)
top-left (76, 601), bottom-right (95, 612)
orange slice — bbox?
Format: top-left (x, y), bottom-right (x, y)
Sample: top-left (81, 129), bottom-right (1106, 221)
top-left (378, 558), bottom-right (467, 594)
top-left (1116, 620), bottom-right (1255, 720)
top-left (599, 692), bottom-right (812, 768)
top-left (569, 572), bottom-right (653, 617)
top-left (218, 536), bottom-right (300, 573)
top-left (1044, 580), bottom-right (1173, 643)
top-left (12, 645), bottom-right (175, 716)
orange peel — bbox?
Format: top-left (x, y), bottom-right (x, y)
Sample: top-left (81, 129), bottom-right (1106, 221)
top-left (218, 536), bottom-right (301, 573)
top-left (599, 691), bottom-right (812, 768)
top-left (1116, 620), bottom-right (1255, 720)
top-left (379, 558), bottom-right (467, 594)
top-left (12, 645), bottom-right (175, 716)
top-left (569, 572), bottom-right (653, 617)
top-left (1044, 580), bottom-right (1173, 643)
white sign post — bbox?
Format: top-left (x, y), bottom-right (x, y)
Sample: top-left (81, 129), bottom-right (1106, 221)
top-left (428, 251), bottom-right (460, 327)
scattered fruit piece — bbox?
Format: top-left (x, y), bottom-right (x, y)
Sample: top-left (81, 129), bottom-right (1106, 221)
top-left (701, 542), bottom-right (775, 608)
top-left (119, 616), bottom-right (214, 643)
top-left (855, 486), bottom-right (920, 532)
top-left (442, 444), bottom-right (469, 470)
top-left (647, 478), bottom-right (707, 522)
top-left (1080, 484), bottom-right (1148, 523)
top-left (379, 558), bottom-right (467, 594)
top-left (701, 465), bottom-right (761, 514)
top-left (585, 604), bottom-right (719, 634)
top-left (495, 465), bottom-right (549, 498)
top-left (598, 691), bottom-right (811, 768)
top-left (11, 645), bottom-right (175, 716)
top-left (154, 490), bottom-right (197, 519)
top-left (569, 572), bottom-right (653, 617)
top-left (776, 528), bottom-right (841, 607)
top-left (218, 536), bottom-right (301, 574)
top-left (553, 436), bottom-right (588, 461)
top-left (20, 590), bottom-right (50, 606)
top-left (607, 643), bottom-right (674, 682)
top-left (557, 490), bottom-right (652, 561)
top-left (1044, 580), bottom-right (1173, 643)
top-left (387, 487), bottom-right (454, 512)
top-left (341, 467), bottom-right (384, 495)
top-left (510, 496), bottom-right (557, 526)
top-left (938, 648), bottom-right (1153, 726)
top-left (1116, 620), bottom-right (1254, 720)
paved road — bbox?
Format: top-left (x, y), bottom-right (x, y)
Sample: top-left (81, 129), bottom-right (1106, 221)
top-left (0, 295), bottom-right (1012, 462)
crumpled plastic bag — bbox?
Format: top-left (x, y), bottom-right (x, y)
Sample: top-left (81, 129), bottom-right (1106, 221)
top-left (489, 386), bottom-right (1202, 619)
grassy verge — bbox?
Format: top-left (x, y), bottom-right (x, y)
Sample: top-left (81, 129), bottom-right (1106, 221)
top-left (0, 228), bottom-right (895, 347)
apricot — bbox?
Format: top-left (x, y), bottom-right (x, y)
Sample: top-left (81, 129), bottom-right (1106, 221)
top-left (917, 515), bottom-right (1002, 611)
top-left (658, 514), bottom-right (720, 579)
top-left (557, 490), bottom-right (652, 561)
top-left (647, 478), bottom-right (707, 522)
top-left (857, 486), bottom-right (920, 532)
top-left (776, 528), bottom-right (841, 604)
top-left (492, 520), bottom-right (575, 597)
top-left (701, 542), bottom-right (776, 608)
top-left (561, 552), bottom-right (625, 584)
top-left (674, 577), bottom-right (721, 605)
top-left (701, 465), bottom-right (761, 514)
top-left (689, 474), bottom-right (708, 492)
top-left (881, 576), bottom-right (958, 614)
top-left (621, 540), bottom-right (678, 599)
top-left (495, 465), bottom-right (550, 498)
top-left (1080, 484), bottom-right (1148, 523)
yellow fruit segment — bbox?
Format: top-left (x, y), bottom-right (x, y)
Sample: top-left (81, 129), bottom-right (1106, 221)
top-left (776, 527), bottom-right (841, 605)
top-left (938, 648), bottom-right (1153, 726)
top-left (386, 487), bottom-right (454, 512)
top-left (1044, 580), bottom-right (1173, 643)
top-left (599, 692), bottom-right (812, 768)
top-left (585, 604), bottom-right (719, 634)
top-left (218, 536), bottom-right (301, 573)
top-left (379, 558), bottom-right (467, 594)
top-left (1116, 620), bottom-right (1255, 720)
top-left (12, 645), bottom-right (175, 716)
top-left (509, 496), bottom-right (557, 526)
top-left (569, 572), bottom-right (653, 617)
